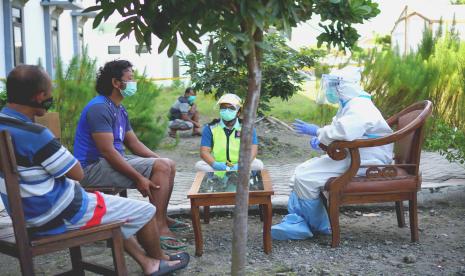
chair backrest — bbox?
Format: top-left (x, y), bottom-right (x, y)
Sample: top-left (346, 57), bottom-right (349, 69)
top-left (34, 112), bottom-right (61, 139)
top-left (0, 130), bottom-right (31, 246)
top-left (388, 101), bottom-right (433, 175)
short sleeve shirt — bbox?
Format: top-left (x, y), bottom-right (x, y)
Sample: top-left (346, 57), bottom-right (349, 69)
top-left (74, 96), bottom-right (132, 167)
top-left (169, 96), bottom-right (192, 120)
top-left (0, 107), bottom-right (87, 234)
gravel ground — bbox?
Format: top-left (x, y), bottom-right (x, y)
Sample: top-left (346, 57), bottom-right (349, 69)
top-left (1, 205), bottom-right (464, 275)
top-left (1, 117), bottom-right (465, 275)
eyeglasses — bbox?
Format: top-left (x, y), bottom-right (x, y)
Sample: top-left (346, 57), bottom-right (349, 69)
top-left (220, 106), bottom-right (237, 111)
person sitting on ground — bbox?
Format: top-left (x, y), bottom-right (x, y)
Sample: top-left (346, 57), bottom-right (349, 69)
top-left (73, 60), bottom-right (188, 250)
top-left (271, 66), bottom-right (394, 240)
top-left (168, 87), bottom-right (201, 138)
top-left (0, 65), bottom-right (189, 276)
top-left (195, 93), bottom-right (263, 172)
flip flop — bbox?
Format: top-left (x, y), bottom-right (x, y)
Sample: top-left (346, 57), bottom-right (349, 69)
top-left (160, 236), bottom-right (187, 250)
top-left (168, 252), bottom-right (190, 262)
top-left (147, 256), bottom-right (190, 276)
top-left (168, 219), bottom-right (190, 231)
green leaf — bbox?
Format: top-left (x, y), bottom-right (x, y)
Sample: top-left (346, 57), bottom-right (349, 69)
top-left (82, 5), bottom-right (102, 13)
top-left (180, 32), bottom-right (198, 52)
top-left (158, 38), bottom-right (171, 54)
top-left (93, 12), bottom-right (105, 29)
top-left (167, 36), bottom-right (178, 57)
top-left (330, 0), bottom-right (341, 3)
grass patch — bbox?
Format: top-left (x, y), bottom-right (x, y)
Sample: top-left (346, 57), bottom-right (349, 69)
top-left (154, 86), bottom-right (218, 120)
top-left (265, 91), bottom-right (336, 125)
top-left (154, 83), bottom-right (336, 127)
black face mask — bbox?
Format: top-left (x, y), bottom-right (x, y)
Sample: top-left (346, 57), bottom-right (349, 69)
top-left (28, 97), bottom-right (54, 111)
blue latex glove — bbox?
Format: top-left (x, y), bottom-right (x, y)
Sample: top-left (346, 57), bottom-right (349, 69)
top-left (293, 119), bottom-right (319, 136)
top-left (231, 164), bottom-right (239, 171)
top-left (211, 162), bottom-right (228, 171)
top-left (310, 137), bottom-right (320, 150)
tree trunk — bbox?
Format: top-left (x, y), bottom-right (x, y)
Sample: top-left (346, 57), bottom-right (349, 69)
top-left (231, 29), bottom-right (263, 276)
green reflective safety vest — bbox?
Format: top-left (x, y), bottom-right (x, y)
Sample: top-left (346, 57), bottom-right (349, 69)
top-left (210, 122), bottom-right (241, 164)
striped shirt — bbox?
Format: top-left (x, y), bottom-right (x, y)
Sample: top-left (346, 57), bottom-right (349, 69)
top-left (0, 107), bottom-right (88, 235)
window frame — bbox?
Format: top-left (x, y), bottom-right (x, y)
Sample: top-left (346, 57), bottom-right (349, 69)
top-left (11, 5), bottom-right (25, 66)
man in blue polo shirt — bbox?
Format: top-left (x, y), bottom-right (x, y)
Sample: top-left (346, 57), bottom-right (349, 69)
top-left (74, 60), bottom-right (187, 248)
top-left (0, 65), bottom-right (188, 275)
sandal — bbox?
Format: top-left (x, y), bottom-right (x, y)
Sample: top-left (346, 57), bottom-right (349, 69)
top-left (168, 219), bottom-right (190, 231)
top-left (147, 256), bottom-right (189, 276)
top-left (168, 252), bottom-right (190, 262)
top-left (160, 236), bottom-right (187, 250)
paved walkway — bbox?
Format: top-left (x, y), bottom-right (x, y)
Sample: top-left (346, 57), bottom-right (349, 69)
top-left (144, 151), bottom-right (465, 213)
top-left (1, 151), bottom-right (464, 227)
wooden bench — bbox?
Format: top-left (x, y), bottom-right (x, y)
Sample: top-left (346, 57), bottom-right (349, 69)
top-left (0, 130), bottom-right (128, 275)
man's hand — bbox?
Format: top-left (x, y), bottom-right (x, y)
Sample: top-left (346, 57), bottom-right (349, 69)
top-left (135, 177), bottom-right (160, 201)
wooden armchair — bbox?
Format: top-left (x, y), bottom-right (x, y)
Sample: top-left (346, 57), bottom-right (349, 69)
top-left (0, 131), bottom-right (128, 275)
top-left (320, 100), bottom-right (433, 247)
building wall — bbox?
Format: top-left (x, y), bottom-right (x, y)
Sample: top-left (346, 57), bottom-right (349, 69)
top-left (0, 0), bottom-right (5, 80)
top-left (58, 10), bottom-right (75, 67)
top-left (23, 0), bottom-right (45, 66)
top-left (85, 21), bottom-right (193, 83)
top-left (392, 13), bottom-right (465, 55)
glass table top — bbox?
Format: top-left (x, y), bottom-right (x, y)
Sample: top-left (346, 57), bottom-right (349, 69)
top-left (198, 171), bottom-right (264, 193)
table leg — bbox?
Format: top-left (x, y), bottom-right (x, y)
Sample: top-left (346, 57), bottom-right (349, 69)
top-left (203, 206), bottom-right (210, 224)
top-left (262, 198), bottom-right (272, 254)
top-left (191, 202), bottom-right (203, 256)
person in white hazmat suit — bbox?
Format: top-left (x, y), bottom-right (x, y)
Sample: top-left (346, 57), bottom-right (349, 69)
top-left (271, 66), bottom-right (394, 240)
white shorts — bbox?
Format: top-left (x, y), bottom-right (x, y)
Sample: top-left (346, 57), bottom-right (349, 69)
top-left (65, 192), bottom-right (156, 239)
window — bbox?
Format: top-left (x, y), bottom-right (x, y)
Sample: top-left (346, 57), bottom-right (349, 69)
top-left (12, 7), bottom-right (24, 66)
top-left (51, 18), bottom-right (59, 69)
top-left (108, 46), bottom-right (121, 54)
top-left (135, 45), bottom-right (148, 54)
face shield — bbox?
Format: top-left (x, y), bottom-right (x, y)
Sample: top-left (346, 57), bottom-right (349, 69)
top-left (316, 74), bottom-right (341, 105)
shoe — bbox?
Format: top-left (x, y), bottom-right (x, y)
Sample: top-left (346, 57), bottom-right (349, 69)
top-left (160, 236), bottom-right (187, 250)
top-left (271, 213), bottom-right (313, 240)
top-left (147, 256), bottom-right (190, 276)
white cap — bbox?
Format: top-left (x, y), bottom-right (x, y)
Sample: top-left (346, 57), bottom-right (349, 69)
top-left (217, 93), bottom-right (242, 108)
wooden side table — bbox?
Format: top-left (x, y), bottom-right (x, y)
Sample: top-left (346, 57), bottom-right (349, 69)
top-left (187, 170), bottom-right (274, 257)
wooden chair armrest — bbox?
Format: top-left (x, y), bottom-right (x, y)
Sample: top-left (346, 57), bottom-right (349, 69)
top-left (323, 148), bottom-right (361, 193)
top-left (31, 221), bottom-right (125, 246)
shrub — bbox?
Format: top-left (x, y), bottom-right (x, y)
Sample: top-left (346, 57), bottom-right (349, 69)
top-left (124, 75), bottom-right (166, 149)
top-left (180, 33), bottom-right (326, 114)
top-left (52, 51), bottom-right (165, 151)
top-left (362, 23), bottom-right (465, 164)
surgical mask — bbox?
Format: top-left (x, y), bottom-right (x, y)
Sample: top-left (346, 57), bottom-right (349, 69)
top-left (188, 95), bottom-right (196, 104)
top-left (220, 108), bottom-right (238, 122)
top-left (121, 81), bottom-right (137, 97)
top-left (325, 87), bottom-right (339, 104)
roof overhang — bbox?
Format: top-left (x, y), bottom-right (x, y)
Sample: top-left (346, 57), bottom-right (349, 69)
top-left (40, 0), bottom-right (83, 10)
top-left (71, 10), bottom-right (97, 18)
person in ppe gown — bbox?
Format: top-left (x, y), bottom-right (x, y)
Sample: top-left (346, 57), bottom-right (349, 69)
top-left (271, 66), bottom-right (394, 240)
